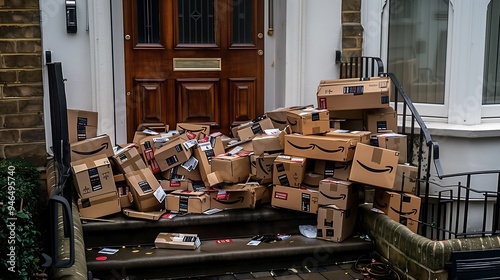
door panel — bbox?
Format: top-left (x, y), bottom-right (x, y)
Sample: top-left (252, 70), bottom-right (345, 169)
top-left (124, 0), bottom-right (264, 141)
top-left (176, 79), bottom-right (220, 126)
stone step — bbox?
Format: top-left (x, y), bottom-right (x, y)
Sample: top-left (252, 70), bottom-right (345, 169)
top-left (86, 234), bottom-right (374, 279)
top-left (82, 205), bottom-right (318, 248)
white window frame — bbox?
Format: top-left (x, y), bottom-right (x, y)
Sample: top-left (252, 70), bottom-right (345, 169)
top-left (363, 0), bottom-right (499, 128)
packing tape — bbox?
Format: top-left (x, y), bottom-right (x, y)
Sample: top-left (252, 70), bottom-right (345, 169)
top-left (371, 147), bottom-right (383, 164)
top-left (327, 208), bottom-right (334, 222)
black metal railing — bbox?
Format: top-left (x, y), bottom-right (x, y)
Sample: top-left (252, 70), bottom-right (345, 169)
top-left (341, 57), bottom-right (500, 241)
top-left (42, 51), bottom-right (75, 268)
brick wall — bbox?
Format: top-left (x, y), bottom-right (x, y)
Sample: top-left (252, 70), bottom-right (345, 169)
top-left (341, 0), bottom-right (363, 60)
top-left (0, 0), bottom-right (45, 166)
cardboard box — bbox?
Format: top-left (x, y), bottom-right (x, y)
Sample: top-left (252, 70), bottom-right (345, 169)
top-left (122, 208), bottom-right (166, 221)
top-left (272, 155), bottom-right (307, 187)
top-left (205, 171), bottom-right (224, 187)
top-left (312, 160), bottom-right (352, 181)
top-left (209, 183), bottom-right (272, 209)
top-left (325, 129), bottom-right (371, 144)
top-left (250, 153), bottom-right (279, 184)
top-left (126, 168), bottom-right (166, 212)
top-left (67, 109), bottom-right (98, 143)
top-left (392, 164), bottom-right (418, 194)
top-left (373, 189), bottom-right (421, 233)
top-left (70, 134), bottom-right (114, 161)
top-left (211, 154), bottom-right (251, 184)
top-left (286, 108), bottom-right (330, 135)
top-left (266, 105), bottom-right (314, 130)
top-left (193, 136), bottom-right (225, 184)
top-left (234, 117), bottom-right (274, 140)
top-left (317, 205), bottom-right (358, 242)
top-left (271, 185), bottom-right (319, 214)
top-left (176, 123), bottom-right (210, 140)
top-left (159, 179), bottom-right (191, 192)
top-left (71, 154), bottom-right (116, 199)
top-left (154, 136), bottom-right (193, 171)
top-left (155, 233), bottom-right (201, 250)
top-left (251, 128), bottom-right (288, 155)
top-left (364, 107), bottom-right (398, 134)
top-left (317, 77), bottom-right (391, 111)
top-left (318, 178), bottom-right (358, 209)
top-left (77, 191), bottom-right (121, 218)
top-left (350, 143), bottom-right (400, 189)
top-left (111, 145), bottom-right (147, 174)
top-left (284, 134), bottom-right (356, 162)
top-left (119, 192), bottom-right (134, 209)
top-left (166, 190), bottom-right (210, 214)
top-left (377, 133), bottom-right (407, 164)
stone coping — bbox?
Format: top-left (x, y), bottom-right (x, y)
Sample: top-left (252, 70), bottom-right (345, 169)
top-left (359, 203), bottom-right (500, 271)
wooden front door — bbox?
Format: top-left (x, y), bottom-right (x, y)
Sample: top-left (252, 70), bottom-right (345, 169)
top-left (123, 0), bottom-right (264, 141)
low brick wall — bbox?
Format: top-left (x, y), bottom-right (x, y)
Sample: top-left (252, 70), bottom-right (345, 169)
top-left (360, 203), bottom-right (500, 280)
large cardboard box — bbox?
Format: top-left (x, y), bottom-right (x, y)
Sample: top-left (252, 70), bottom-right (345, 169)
top-left (373, 189), bottom-right (421, 233)
top-left (234, 117), bottom-right (274, 140)
top-left (284, 134), bottom-right (356, 162)
top-left (377, 133), bottom-right (407, 164)
top-left (271, 185), bottom-right (319, 214)
top-left (70, 134), bottom-right (114, 161)
top-left (251, 128), bottom-right (288, 155)
top-left (154, 136), bottom-right (193, 171)
top-left (317, 77), bottom-right (391, 111)
top-left (392, 164), bottom-right (418, 194)
top-left (312, 160), bottom-right (352, 181)
top-left (318, 178), bottom-right (358, 209)
top-left (193, 136), bottom-right (225, 184)
top-left (77, 191), bottom-right (121, 218)
top-left (250, 153), bottom-right (279, 184)
top-left (266, 105), bottom-right (314, 130)
top-left (71, 154), bottom-right (116, 199)
top-left (350, 143), bottom-right (400, 189)
top-left (364, 107), bottom-right (397, 134)
top-left (166, 190), bottom-right (210, 214)
top-left (286, 108), bottom-right (330, 135)
top-left (325, 129), bottom-right (371, 144)
top-left (126, 168), bottom-right (166, 212)
top-left (272, 155), bottom-right (307, 187)
top-left (176, 123), bottom-right (210, 140)
top-left (67, 109), bottom-right (98, 143)
top-left (111, 145), bottom-right (147, 174)
top-left (155, 233), bottom-right (201, 250)
top-left (317, 205), bottom-right (357, 243)
top-left (209, 183), bottom-right (272, 209)
top-left (211, 154), bottom-right (251, 184)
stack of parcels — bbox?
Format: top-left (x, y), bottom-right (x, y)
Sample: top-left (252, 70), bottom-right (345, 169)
top-left (67, 76), bottom-right (420, 237)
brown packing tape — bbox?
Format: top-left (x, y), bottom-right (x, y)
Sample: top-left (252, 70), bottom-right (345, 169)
top-left (329, 184), bottom-right (338, 192)
top-left (371, 147), bottom-right (383, 164)
top-left (327, 208), bottom-right (334, 222)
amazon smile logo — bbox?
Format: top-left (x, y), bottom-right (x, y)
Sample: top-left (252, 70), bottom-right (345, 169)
top-left (72, 143), bottom-right (109, 155)
top-left (287, 118), bottom-right (298, 126)
top-left (258, 159), bottom-right (271, 175)
top-left (356, 160), bottom-right (393, 173)
top-left (320, 191), bottom-right (346, 201)
top-left (178, 125), bottom-right (207, 133)
top-left (269, 117), bottom-right (287, 125)
top-left (287, 141), bottom-right (344, 153)
top-left (390, 207), bottom-right (418, 216)
top-left (213, 196), bottom-right (245, 205)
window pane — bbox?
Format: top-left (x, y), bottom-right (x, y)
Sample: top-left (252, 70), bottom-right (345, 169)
top-left (232, 0), bottom-right (254, 44)
top-left (178, 0), bottom-right (215, 44)
top-left (483, 1), bottom-right (500, 104)
top-left (137, 0), bottom-right (160, 44)
top-left (388, 0), bottom-right (448, 104)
